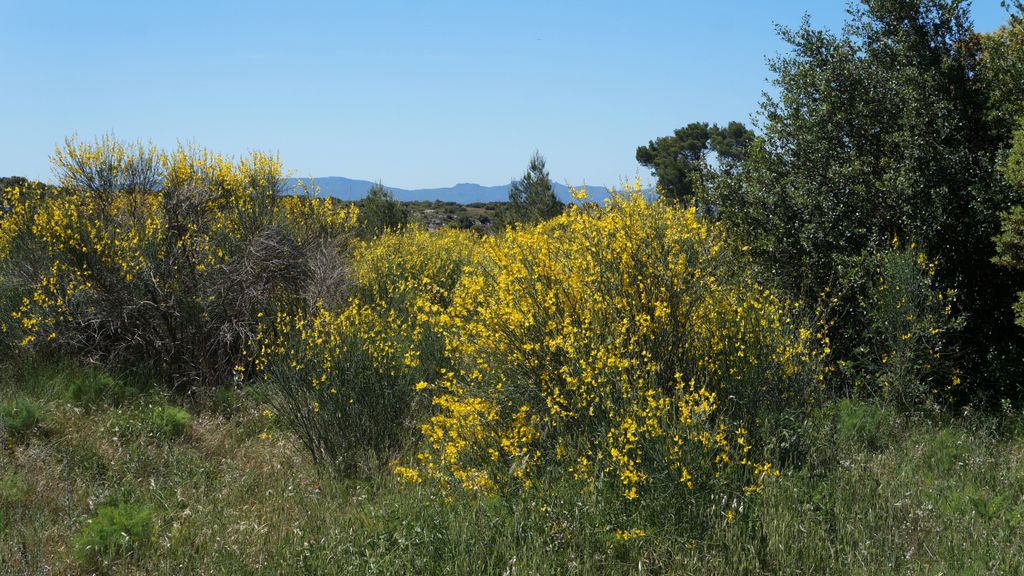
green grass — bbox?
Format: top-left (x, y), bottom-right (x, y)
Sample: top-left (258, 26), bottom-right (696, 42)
top-left (1, 361), bottom-right (1022, 575)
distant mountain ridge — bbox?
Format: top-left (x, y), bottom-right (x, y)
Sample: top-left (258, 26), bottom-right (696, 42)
top-left (285, 176), bottom-right (614, 204)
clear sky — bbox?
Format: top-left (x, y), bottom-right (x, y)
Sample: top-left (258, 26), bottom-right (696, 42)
top-left (0, 1), bottom-right (1013, 189)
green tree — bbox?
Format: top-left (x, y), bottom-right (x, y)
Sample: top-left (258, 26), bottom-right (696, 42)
top-left (994, 124), bottom-right (1024, 326)
top-left (977, 12), bottom-right (1024, 140)
top-left (502, 151), bottom-right (563, 226)
top-left (358, 183), bottom-right (408, 239)
top-left (635, 121), bottom-right (753, 203)
top-left (715, 0), bottom-right (1024, 399)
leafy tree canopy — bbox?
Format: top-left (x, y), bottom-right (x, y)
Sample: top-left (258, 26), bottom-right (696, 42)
top-left (712, 0), bottom-right (1024, 398)
top-left (636, 121), bottom-right (753, 203)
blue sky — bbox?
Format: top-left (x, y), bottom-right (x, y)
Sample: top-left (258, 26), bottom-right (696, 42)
top-left (0, 1), bottom-right (1013, 189)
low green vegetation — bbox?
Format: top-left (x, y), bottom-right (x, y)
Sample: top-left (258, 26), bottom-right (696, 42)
top-left (72, 503), bottom-right (155, 570)
top-left (0, 398), bottom-right (45, 440)
top-left (404, 199), bottom-right (502, 232)
top-left (1, 363), bottom-right (1022, 574)
top-left (65, 368), bottom-right (142, 409)
top-left (145, 405), bottom-right (192, 441)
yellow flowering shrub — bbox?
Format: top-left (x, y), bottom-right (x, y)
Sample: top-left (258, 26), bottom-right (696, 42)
top-left (411, 190), bottom-right (826, 505)
top-left (252, 225), bottom-right (481, 473)
top-left (353, 226), bottom-right (483, 376)
top-left (0, 180), bottom-right (52, 351)
top-left (253, 300), bottom-right (419, 472)
top-left (352, 226), bottom-right (480, 311)
top-left (848, 240), bottom-right (964, 408)
top-left (1, 136), bottom-right (357, 389)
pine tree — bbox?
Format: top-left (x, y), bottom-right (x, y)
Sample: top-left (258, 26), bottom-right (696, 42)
top-left (504, 151), bottom-right (563, 226)
top-left (358, 183), bottom-right (408, 239)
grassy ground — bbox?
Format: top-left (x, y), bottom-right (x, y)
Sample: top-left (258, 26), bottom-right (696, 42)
top-left (2, 360), bottom-right (1023, 575)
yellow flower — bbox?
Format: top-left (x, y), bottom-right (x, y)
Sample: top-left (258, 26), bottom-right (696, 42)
top-left (614, 528), bottom-right (647, 541)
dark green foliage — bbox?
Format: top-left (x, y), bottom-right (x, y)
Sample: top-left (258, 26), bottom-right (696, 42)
top-left (845, 245), bottom-right (964, 409)
top-left (209, 386), bottom-right (241, 416)
top-left (0, 176), bottom-right (29, 212)
top-left (72, 503), bottom-right (155, 569)
top-left (636, 121), bottom-right (753, 203)
top-left (501, 151), bottom-right (563, 226)
top-left (0, 176), bottom-right (29, 189)
top-left (262, 328), bottom-right (419, 475)
top-left (994, 205), bottom-right (1024, 326)
top-left (0, 398), bottom-right (45, 439)
top-left (402, 200), bottom-right (499, 232)
top-left (146, 405), bottom-right (192, 440)
top-left (65, 369), bottom-right (139, 408)
top-left (0, 278), bottom-right (20, 355)
top-left (977, 13), bottom-right (1024, 141)
top-left (994, 124), bottom-right (1024, 326)
top-left (358, 183), bottom-right (408, 239)
top-left (1007, 122), bottom-right (1024, 190)
top-left (714, 0), bottom-right (1023, 400)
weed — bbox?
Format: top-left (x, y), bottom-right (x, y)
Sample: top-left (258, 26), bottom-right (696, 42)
top-left (66, 369), bottom-right (139, 408)
top-left (72, 503), bottom-right (155, 569)
top-left (146, 405), bottom-right (192, 440)
top-left (0, 398), bottom-right (45, 439)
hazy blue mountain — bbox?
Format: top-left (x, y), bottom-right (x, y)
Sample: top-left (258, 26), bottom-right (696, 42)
top-left (285, 176), bottom-right (614, 204)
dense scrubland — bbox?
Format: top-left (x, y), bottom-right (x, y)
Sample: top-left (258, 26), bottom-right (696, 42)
top-left (3, 1), bottom-right (1024, 574)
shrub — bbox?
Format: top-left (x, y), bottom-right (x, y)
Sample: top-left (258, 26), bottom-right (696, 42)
top-left (2, 136), bottom-right (358, 391)
top-left (0, 398), bottom-right (45, 439)
top-left (994, 204), bottom-right (1024, 327)
top-left (146, 405), bottom-right (192, 440)
top-left (256, 300), bottom-right (424, 473)
top-left (352, 226), bottom-right (479, 312)
top-left (254, 226), bottom-right (480, 474)
top-left (994, 126), bottom-right (1024, 329)
top-left (0, 277), bottom-right (23, 354)
top-left (710, 4), bottom-right (1023, 400)
top-left (208, 385), bottom-right (240, 417)
top-left (500, 151), bottom-right (563, 227)
top-left (352, 225), bottom-right (481, 378)
top-left (846, 242), bottom-right (964, 409)
top-left (72, 503), bottom-right (154, 569)
top-left (357, 183), bottom-right (408, 240)
top-left (65, 369), bottom-right (138, 408)
top-left (0, 180), bottom-right (49, 354)
top-left (404, 190), bottom-right (826, 515)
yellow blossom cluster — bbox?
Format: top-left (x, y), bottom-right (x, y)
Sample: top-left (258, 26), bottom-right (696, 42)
top-left (251, 226), bottom-right (482, 471)
top-left (1, 137), bottom-right (357, 385)
top-left (353, 225), bottom-right (481, 317)
top-left (410, 190), bottom-right (825, 502)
